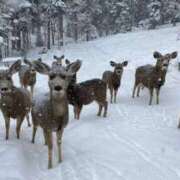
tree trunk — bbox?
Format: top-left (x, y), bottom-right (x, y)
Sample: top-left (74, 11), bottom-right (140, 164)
top-left (59, 14), bottom-right (64, 46)
top-left (36, 24), bottom-right (43, 47)
top-left (51, 21), bottom-right (55, 46)
top-left (74, 13), bottom-right (78, 42)
top-left (47, 20), bottom-right (51, 49)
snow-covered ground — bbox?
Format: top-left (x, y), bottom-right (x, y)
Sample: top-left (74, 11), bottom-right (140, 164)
top-left (1, 26), bottom-right (180, 180)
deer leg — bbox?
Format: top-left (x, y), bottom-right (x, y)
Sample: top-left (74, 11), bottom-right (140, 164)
top-left (103, 101), bottom-right (108, 118)
top-left (26, 114), bottom-right (31, 127)
top-left (74, 106), bottom-right (78, 119)
top-left (114, 90), bottom-right (118, 103)
top-left (4, 115), bottom-right (10, 140)
top-left (77, 105), bottom-right (82, 120)
top-left (43, 128), bottom-right (48, 145)
top-left (110, 88), bottom-right (113, 103)
top-left (56, 128), bottom-right (64, 163)
top-left (132, 83), bottom-right (137, 98)
top-left (178, 119), bottom-right (180, 129)
top-left (16, 117), bottom-right (24, 139)
top-left (156, 88), bottom-right (160, 105)
top-left (149, 88), bottom-right (154, 105)
top-left (137, 86), bottom-right (140, 97)
top-left (97, 103), bottom-right (103, 116)
top-left (31, 125), bottom-right (37, 143)
top-left (30, 85), bottom-right (34, 97)
top-left (46, 130), bottom-right (53, 169)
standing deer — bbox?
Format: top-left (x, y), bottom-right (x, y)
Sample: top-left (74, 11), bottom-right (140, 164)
top-left (0, 60), bottom-right (31, 139)
top-left (133, 51), bottom-right (178, 99)
top-left (18, 58), bottom-right (41, 98)
top-left (31, 60), bottom-right (81, 169)
top-left (65, 59), bottom-right (108, 120)
top-left (102, 60), bottom-right (128, 103)
top-left (67, 79), bottom-right (108, 120)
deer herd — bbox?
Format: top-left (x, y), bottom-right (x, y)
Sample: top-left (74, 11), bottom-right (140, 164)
top-left (0, 50), bottom-right (178, 169)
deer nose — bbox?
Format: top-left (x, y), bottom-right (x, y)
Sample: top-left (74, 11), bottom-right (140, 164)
top-left (54, 85), bottom-right (62, 91)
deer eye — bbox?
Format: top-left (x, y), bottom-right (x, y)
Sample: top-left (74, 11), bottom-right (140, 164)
top-left (49, 74), bottom-right (56, 80)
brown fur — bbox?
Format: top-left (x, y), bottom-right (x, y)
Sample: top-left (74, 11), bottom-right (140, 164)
top-left (18, 59), bottom-right (40, 97)
top-left (31, 60), bottom-right (81, 169)
top-left (102, 60), bottom-right (128, 103)
top-left (132, 64), bottom-right (165, 105)
top-left (133, 51), bottom-right (178, 101)
top-left (0, 60), bottom-right (31, 139)
top-left (67, 79), bottom-right (108, 120)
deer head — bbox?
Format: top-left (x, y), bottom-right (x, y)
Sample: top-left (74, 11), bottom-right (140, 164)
top-left (110, 60), bottom-right (128, 76)
top-left (0, 60), bottom-right (21, 95)
top-left (34, 60), bottom-right (82, 100)
top-left (153, 51), bottom-right (178, 71)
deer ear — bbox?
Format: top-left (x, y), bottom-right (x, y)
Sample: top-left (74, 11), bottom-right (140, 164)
top-left (171, 51), bottom-right (178, 59)
top-left (153, 51), bottom-right (162, 59)
top-left (53, 55), bottom-right (57, 60)
top-left (61, 55), bottom-right (65, 59)
top-left (68, 60), bottom-right (82, 74)
top-left (65, 59), bottom-right (70, 65)
top-left (110, 61), bottom-right (116, 67)
top-left (9, 60), bottom-right (21, 75)
top-left (122, 61), bottom-right (128, 66)
top-left (24, 59), bottom-right (32, 66)
top-left (37, 58), bottom-right (42, 62)
top-left (33, 61), bottom-right (50, 75)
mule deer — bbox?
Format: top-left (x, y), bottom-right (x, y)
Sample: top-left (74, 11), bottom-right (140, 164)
top-left (18, 58), bottom-right (41, 97)
top-left (132, 56), bottom-right (172, 105)
top-left (65, 58), bottom-right (77, 84)
top-left (133, 51), bottom-right (178, 99)
top-left (102, 60), bottom-right (128, 103)
top-left (52, 55), bottom-right (64, 69)
top-left (31, 59), bottom-right (81, 169)
top-left (0, 60), bottom-right (31, 139)
top-left (67, 79), bottom-right (108, 120)
top-left (65, 59), bottom-right (107, 120)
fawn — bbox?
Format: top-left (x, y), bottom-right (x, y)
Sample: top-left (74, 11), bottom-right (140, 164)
top-left (102, 60), bottom-right (128, 103)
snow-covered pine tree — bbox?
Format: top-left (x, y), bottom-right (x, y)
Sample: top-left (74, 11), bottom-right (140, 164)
top-left (161, 0), bottom-right (180, 26)
top-left (147, 0), bottom-right (161, 29)
top-left (112, 0), bottom-right (132, 33)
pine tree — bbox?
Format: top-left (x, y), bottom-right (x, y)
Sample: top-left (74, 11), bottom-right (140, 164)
top-left (113, 0), bottom-right (132, 33)
top-left (147, 0), bottom-right (161, 29)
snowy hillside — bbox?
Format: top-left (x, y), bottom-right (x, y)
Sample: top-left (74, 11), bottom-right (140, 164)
top-left (1, 26), bottom-right (180, 180)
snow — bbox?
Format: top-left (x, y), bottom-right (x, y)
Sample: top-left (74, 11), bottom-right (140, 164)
top-left (0, 36), bottom-right (3, 44)
top-left (1, 26), bottom-right (180, 179)
top-left (6, 0), bottom-right (31, 9)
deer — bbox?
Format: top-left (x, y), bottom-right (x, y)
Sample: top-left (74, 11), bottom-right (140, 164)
top-left (31, 59), bottom-right (81, 169)
top-left (65, 58), bottom-right (77, 84)
top-left (64, 59), bottom-right (108, 120)
top-left (102, 60), bottom-right (128, 103)
top-left (18, 58), bottom-right (41, 98)
top-left (52, 55), bottom-right (65, 69)
top-left (133, 51), bottom-right (178, 99)
top-left (67, 79), bottom-right (108, 120)
top-left (0, 60), bottom-right (31, 139)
